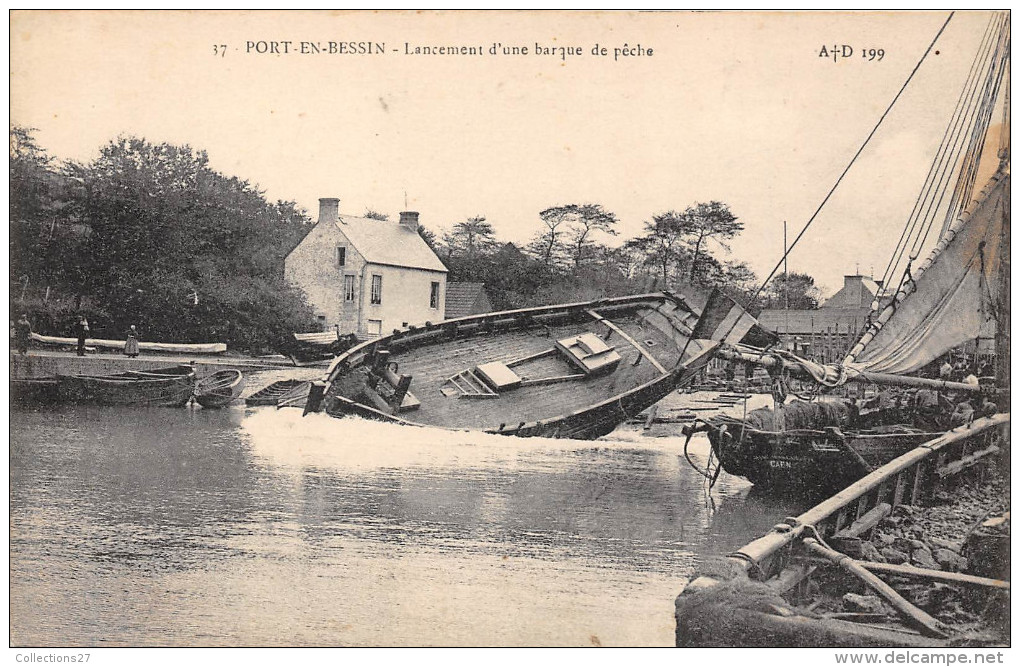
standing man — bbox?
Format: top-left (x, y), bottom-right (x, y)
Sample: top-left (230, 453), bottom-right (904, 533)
top-left (14, 313), bottom-right (32, 355)
top-left (75, 314), bottom-right (90, 357)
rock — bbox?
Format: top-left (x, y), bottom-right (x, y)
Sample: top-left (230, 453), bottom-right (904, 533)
top-left (843, 593), bottom-right (885, 614)
top-left (892, 537), bottom-right (915, 553)
top-left (879, 516), bottom-right (902, 529)
top-left (934, 548), bottom-right (964, 572)
top-left (873, 532), bottom-right (896, 547)
top-left (881, 547), bottom-right (909, 564)
top-left (908, 539), bottom-right (929, 552)
top-left (929, 537), bottom-right (962, 553)
top-left (859, 541), bottom-right (886, 563)
top-left (901, 583), bottom-right (931, 608)
top-left (831, 537), bottom-right (865, 558)
top-left (912, 548), bottom-right (939, 570)
top-left (894, 505), bottom-right (916, 517)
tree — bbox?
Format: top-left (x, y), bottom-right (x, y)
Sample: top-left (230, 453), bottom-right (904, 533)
top-left (760, 271), bottom-right (822, 310)
top-left (53, 135), bottom-right (318, 349)
top-left (681, 201), bottom-right (744, 281)
top-left (624, 210), bottom-right (689, 287)
top-left (563, 203), bottom-right (618, 269)
top-left (528, 205), bottom-right (574, 266)
top-left (417, 225), bottom-right (440, 253)
top-left (442, 215), bottom-right (497, 259)
top-left (363, 209), bottom-right (389, 220)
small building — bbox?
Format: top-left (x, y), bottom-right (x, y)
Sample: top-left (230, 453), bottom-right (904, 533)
top-left (444, 282), bottom-right (494, 320)
top-left (758, 275), bottom-right (888, 363)
top-left (284, 198), bottom-right (448, 337)
top-left (820, 274), bottom-right (885, 310)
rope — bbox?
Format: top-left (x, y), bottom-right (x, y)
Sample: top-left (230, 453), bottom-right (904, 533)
top-left (880, 12), bottom-right (1004, 294)
top-left (736, 12), bottom-right (955, 327)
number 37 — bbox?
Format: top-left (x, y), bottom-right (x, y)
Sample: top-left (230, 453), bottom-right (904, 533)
top-left (213, 44), bottom-right (227, 57)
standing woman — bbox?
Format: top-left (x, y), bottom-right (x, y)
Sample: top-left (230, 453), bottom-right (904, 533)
top-left (75, 314), bottom-right (90, 357)
top-left (124, 325), bottom-right (140, 358)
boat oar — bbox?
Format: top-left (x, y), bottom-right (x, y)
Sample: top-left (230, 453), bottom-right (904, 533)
top-left (801, 537), bottom-right (949, 639)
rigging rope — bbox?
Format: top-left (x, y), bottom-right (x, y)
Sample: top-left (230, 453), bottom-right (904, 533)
top-left (736, 12), bottom-right (955, 330)
top-left (886, 13), bottom-right (1010, 300)
top-left (879, 12), bottom-right (1004, 296)
top-left (899, 14), bottom-right (1005, 285)
top-left (939, 18), bottom-right (1010, 238)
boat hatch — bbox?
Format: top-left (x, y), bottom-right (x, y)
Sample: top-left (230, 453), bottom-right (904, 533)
top-left (475, 361), bottom-right (523, 391)
top-left (555, 333), bottom-right (621, 375)
top-left (441, 331), bottom-right (622, 399)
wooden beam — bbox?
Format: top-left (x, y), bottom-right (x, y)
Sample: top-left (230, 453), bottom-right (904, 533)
top-left (586, 309), bottom-right (667, 373)
top-left (802, 538), bottom-right (948, 639)
top-left (832, 503), bottom-right (891, 540)
top-left (936, 444), bottom-right (1000, 478)
top-left (859, 561), bottom-right (1010, 590)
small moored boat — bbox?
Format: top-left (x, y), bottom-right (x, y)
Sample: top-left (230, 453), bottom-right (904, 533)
top-left (194, 369), bottom-right (246, 408)
top-left (57, 365), bottom-right (196, 407)
top-left (690, 400), bottom-right (947, 497)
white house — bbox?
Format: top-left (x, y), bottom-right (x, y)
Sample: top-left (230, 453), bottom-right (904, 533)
top-left (285, 198), bottom-right (448, 337)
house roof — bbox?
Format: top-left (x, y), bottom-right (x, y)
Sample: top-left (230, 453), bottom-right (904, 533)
top-left (445, 282), bottom-right (490, 319)
top-left (822, 275), bottom-right (882, 309)
top-left (758, 307), bottom-right (872, 335)
top-left (335, 214), bottom-right (448, 273)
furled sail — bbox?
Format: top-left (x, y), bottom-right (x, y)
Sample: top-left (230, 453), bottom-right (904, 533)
top-left (843, 164), bottom-right (1008, 374)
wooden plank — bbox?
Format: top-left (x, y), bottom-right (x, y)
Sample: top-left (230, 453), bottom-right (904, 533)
top-left (802, 538), bottom-right (948, 639)
top-left (893, 471), bottom-right (907, 507)
top-left (936, 444), bottom-right (1000, 478)
top-left (859, 562), bottom-right (1010, 590)
top-left (832, 503), bottom-right (891, 540)
top-left (586, 309), bottom-right (667, 373)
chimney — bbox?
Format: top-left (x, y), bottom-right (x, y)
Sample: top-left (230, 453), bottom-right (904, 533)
top-left (318, 197), bottom-right (340, 225)
top-left (399, 211), bottom-right (419, 232)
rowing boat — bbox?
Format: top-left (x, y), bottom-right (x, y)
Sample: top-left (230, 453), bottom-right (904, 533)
top-left (56, 365), bottom-right (196, 407)
top-left (309, 291), bottom-right (767, 439)
top-left (194, 369), bottom-right (246, 408)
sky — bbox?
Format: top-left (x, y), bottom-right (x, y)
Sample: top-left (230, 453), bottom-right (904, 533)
top-left (10, 10), bottom-right (1007, 297)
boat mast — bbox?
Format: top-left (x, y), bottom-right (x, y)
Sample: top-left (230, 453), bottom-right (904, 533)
top-left (994, 70), bottom-right (1010, 406)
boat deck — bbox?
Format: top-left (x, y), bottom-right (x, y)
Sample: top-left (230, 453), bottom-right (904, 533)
top-left (333, 311), bottom-right (688, 431)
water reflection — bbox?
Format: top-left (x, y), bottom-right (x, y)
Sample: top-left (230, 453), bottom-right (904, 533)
top-left (10, 403), bottom-right (807, 646)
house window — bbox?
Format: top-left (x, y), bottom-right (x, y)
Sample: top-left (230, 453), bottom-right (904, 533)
top-left (336, 245), bottom-right (347, 267)
top-left (344, 274), bottom-right (355, 302)
top-left (367, 319), bottom-right (382, 336)
top-left (370, 274), bottom-right (382, 305)
top-left (430, 281), bottom-right (440, 309)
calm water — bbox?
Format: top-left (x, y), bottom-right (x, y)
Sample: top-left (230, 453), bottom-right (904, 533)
top-left (10, 396), bottom-right (804, 647)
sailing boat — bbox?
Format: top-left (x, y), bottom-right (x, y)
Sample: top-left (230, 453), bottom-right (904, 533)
top-left (691, 11), bottom-right (1010, 496)
top-left (674, 13), bottom-right (1010, 649)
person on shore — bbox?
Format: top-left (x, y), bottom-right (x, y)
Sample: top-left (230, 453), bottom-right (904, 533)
top-left (124, 325), bottom-right (140, 358)
top-left (14, 313), bottom-right (32, 355)
top-left (75, 315), bottom-right (90, 357)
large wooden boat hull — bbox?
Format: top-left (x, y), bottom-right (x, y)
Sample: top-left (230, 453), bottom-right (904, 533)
top-left (319, 293), bottom-right (723, 440)
top-left (56, 366), bottom-right (196, 407)
top-left (675, 414), bottom-right (1009, 648)
top-left (194, 369), bottom-right (246, 408)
